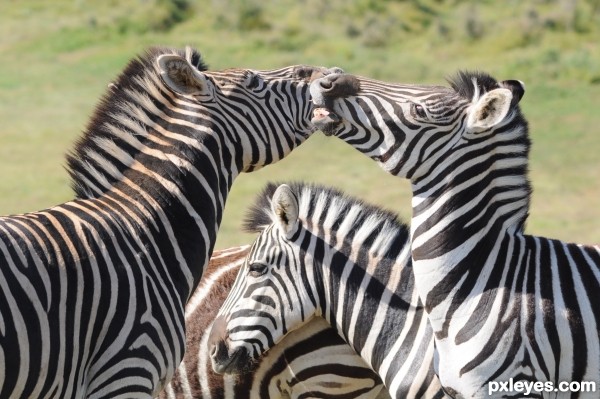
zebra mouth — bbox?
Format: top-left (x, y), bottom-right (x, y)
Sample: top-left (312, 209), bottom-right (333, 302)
top-left (211, 342), bottom-right (252, 375)
top-left (311, 107), bottom-right (342, 136)
top-left (309, 72), bottom-right (360, 136)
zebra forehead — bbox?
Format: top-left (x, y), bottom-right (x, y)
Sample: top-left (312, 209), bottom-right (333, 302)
top-left (447, 70), bottom-right (499, 101)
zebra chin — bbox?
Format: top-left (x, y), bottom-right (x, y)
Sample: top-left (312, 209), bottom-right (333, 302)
top-left (311, 106), bottom-right (343, 137)
top-left (210, 339), bottom-right (254, 375)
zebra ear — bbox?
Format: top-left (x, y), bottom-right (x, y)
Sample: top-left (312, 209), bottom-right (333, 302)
top-left (466, 88), bottom-right (513, 133)
top-left (499, 79), bottom-right (525, 106)
top-left (271, 184), bottom-right (299, 237)
top-left (157, 54), bottom-right (208, 96)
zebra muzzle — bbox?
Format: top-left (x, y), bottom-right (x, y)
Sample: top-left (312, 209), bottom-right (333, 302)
top-left (207, 315), bottom-right (228, 346)
top-left (210, 340), bottom-right (231, 374)
top-left (210, 340), bottom-right (251, 375)
top-left (311, 107), bottom-right (341, 136)
top-left (313, 107), bottom-right (340, 124)
top-left (208, 315), bottom-right (253, 374)
top-left (309, 73), bottom-right (359, 136)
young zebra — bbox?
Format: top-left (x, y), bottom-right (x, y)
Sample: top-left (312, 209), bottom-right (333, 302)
top-left (0, 47), bottom-right (335, 398)
top-left (208, 182), bottom-right (446, 399)
top-left (308, 71), bottom-right (600, 397)
top-left (159, 245), bottom-right (390, 399)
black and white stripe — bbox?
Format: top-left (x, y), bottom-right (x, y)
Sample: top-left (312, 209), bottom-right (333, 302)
top-left (309, 71), bottom-right (600, 398)
top-left (159, 245), bottom-right (390, 399)
top-left (209, 182), bottom-right (445, 399)
top-left (0, 46), bottom-right (329, 398)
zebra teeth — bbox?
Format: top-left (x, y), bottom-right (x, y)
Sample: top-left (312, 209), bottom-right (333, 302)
top-left (311, 108), bottom-right (342, 136)
top-left (313, 107), bottom-right (331, 119)
top-left (312, 107), bottom-right (340, 123)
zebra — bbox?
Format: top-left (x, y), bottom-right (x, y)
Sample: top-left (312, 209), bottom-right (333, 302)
top-left (208, 182), bottom-right (447, 399)
top-left (308, 71), bottom-right (600, 397)
top-left (0, 46), bottom-right (337, 398)
top-left (159, 245), bottom-right (390, 399)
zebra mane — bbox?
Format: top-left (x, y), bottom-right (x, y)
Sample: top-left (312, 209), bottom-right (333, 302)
top-left (243, 183), bottom-right (280, 233)
top-left (65, 46), bottom-right (208, 199)
top-left (244, 182), bottom-right (409, 242)
top-left (447, 70), bottom-right (499, 101)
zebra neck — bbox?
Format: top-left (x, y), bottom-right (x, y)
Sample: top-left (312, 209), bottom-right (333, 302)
top-left (408, 136), bottom-right (531, 327)
top-left (316, 234), bottom-right (417, 386)
top-left (410, 142), bottom-right (531, 255)
top-left (91, 137), bottom-right (239, 304)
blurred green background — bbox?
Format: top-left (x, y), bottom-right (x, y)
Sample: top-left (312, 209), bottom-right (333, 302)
top-left (0, 0), bottom-right (599, 249)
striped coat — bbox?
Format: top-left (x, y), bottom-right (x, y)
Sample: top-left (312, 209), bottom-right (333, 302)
top-left (208, 182), bottom-right (445, 399)
top-left (309, 70), bottom-right (600, 398)
top-left (0, 46), bottom-right (331, 398)
top-left (160, 245), bottom-right (389, 399)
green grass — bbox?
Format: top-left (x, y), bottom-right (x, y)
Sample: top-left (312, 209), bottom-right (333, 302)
top-left (0, 0), bottom-right (599, 249)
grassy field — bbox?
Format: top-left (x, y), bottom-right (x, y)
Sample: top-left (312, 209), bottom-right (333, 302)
top-left (0, 0), bottom-right (599, 249)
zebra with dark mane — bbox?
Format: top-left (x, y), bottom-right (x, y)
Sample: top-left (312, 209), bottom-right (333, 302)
top-left (308, 71), bottom-right (600, 397)
top-left (208, 182), bottom-right (446, 399)
top-left (159, 245), bottom-right (390, 399)
top-left (0, 46), bottom-right (336, 398)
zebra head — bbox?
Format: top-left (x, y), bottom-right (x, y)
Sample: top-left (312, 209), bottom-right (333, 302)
top-left (208, 183), bottom-right (318, 374)
top-left (67, 47), bottom-right (343, 198)
top-left (156, 50), bottom-right (339, 172)
top-left (310, 71), bottom-right (527, 181)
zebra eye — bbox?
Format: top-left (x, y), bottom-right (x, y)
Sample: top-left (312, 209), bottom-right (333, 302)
top-left (248, 263), bottom-right (268, 277)
top-left (411, 103), bottom-right (427, 119)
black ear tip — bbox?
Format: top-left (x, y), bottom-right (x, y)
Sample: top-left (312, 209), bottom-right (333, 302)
top-left (500, 79), bottom-right (525, 104)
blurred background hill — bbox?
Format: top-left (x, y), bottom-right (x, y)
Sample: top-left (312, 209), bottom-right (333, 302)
top-left (0, 0), bottom-right (599, 247)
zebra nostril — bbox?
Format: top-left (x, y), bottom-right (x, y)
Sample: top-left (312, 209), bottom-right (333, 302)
top-left (210, 340), bottom-right (231, 374)
top-left (209, 341), bottom-right (219, 359)
top-left (317, 74), bottom-right (360, 97)
top-left (319, 78), bottom-right (335, 90)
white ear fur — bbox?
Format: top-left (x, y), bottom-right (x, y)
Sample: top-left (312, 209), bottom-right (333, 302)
top-left (271, 184), bottom-right (299, 237)
top-left (157, 54), bottom-right (208, 96)
top-left (466, 88), bottom-right (513, 133)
